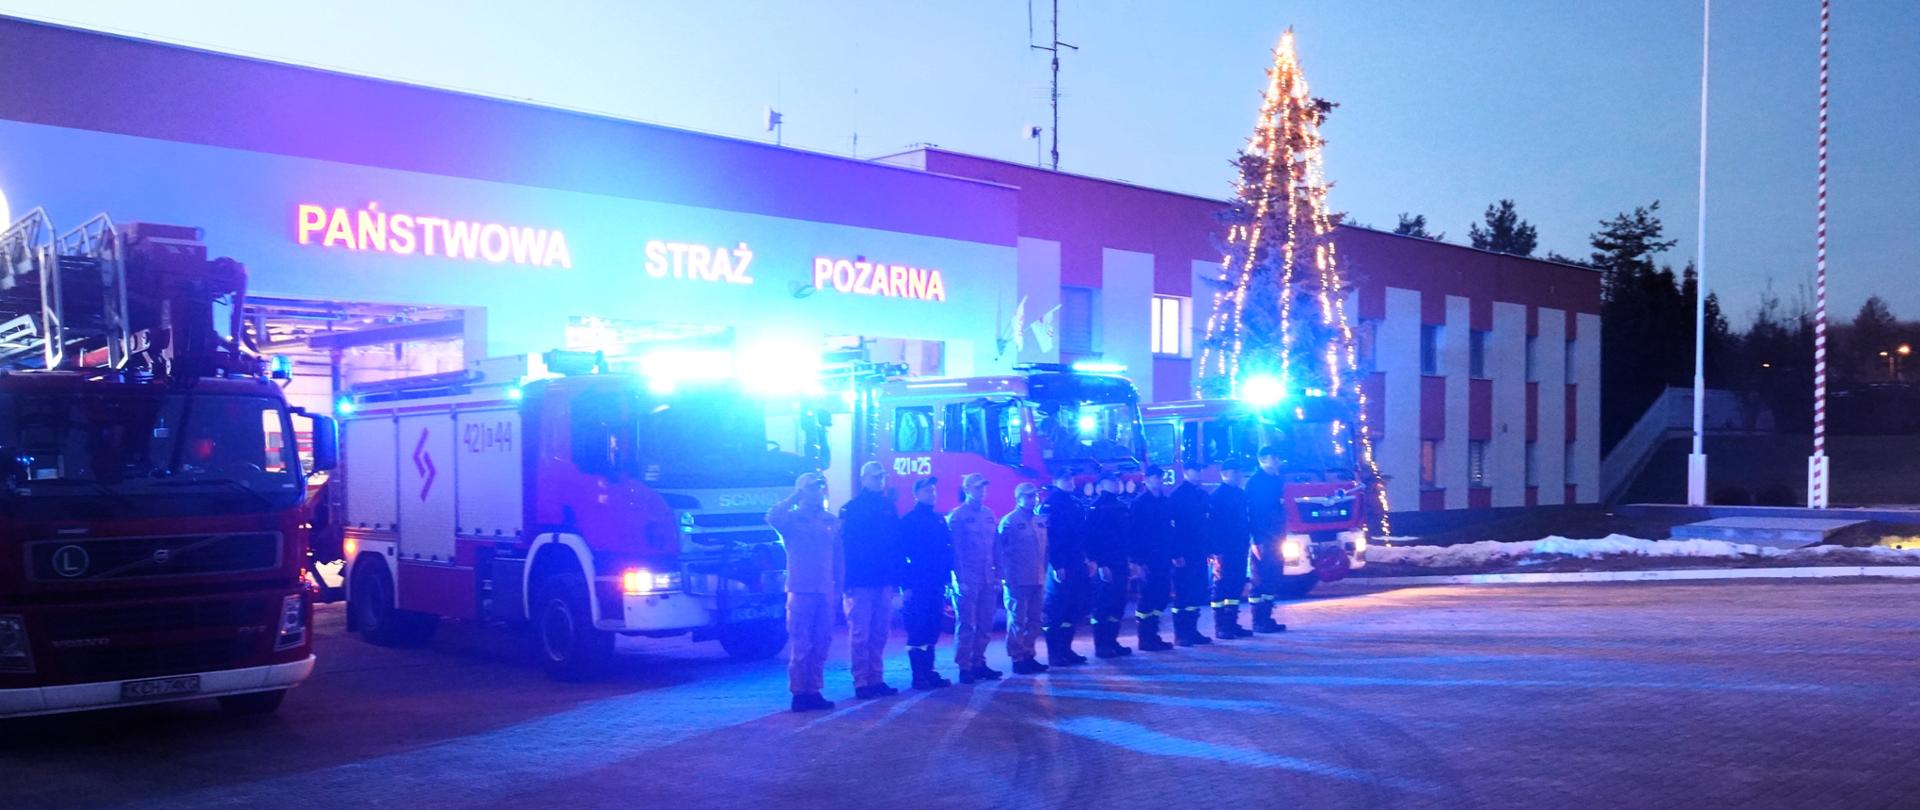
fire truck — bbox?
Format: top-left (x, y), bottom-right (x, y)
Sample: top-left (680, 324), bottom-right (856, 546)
top-left (821, 360), bottom-right (1149, 514)
top-left (1141, 392), bottom-right (1369, 598)
top-left (0, 211), bottom-right (333, 718)
top-left (337, 353), bottom-right (799, 679)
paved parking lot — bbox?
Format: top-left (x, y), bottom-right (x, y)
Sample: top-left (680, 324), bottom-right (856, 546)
top-left (4, 579), bottom-right (1918, 809)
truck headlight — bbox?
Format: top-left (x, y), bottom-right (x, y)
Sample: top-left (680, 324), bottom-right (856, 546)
top-left (622, 568), bottom-right (684, 596)
top-left (1340, 529), bottom-right (1368, 554)
top-left (275, 594), bottom-right (308, 650)
top-left (1280, 537), bottom-right (1306, 563)
top-left (0, 614), bottom-right (34, 673)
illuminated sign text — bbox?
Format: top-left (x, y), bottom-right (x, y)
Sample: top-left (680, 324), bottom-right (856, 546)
top-left (812, 257), bottom-right (946, 302)
top-left (296, 203), bottom-right (573, 268)
top-left (644, 240), bottom-right (754, 285)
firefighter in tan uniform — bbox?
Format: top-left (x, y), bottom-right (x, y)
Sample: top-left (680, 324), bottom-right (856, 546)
top-left (996, 482), bottom-right (1050, 675)
top-left (767, 472), bottom-right (842, 712)
top-left (947, 473), bottom-right (1002, 683)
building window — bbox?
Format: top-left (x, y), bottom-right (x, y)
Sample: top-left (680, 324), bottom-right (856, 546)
top-left (1060, 287), bottom-right (1096, 356)
top-left (894, 406), bottom-right (934, 453)
top-left (1355, 319), bottom-right (1379, 373)
top-left (1419, 439), bottom-right (1438, 488)
top-left (1525, 441), bottom-right (1539, 487)
top-left (1150, 294), bottom-right (1191, 357)
top-left (1564, 336), bottom-right (1577, 379)
top-left (1420, 324), bottom-right (1443, 376)
top-left (1468, 440), bottom-right (1489, 488)
top-left (1525, 335), bottom-right (1538, 382)
top-left (1469, 330), bottom-right (1490, 379)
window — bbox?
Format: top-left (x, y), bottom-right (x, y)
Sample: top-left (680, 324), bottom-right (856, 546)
top-left (893, 406), bottom-right (934, 453)
top-left (944, 400), bottom-right (1021, 464)
top-left (1421, 324), bottom-right (1443, 376)
top-left (1145, 422), bottom-right (1178, 467)
top-left (1356, 319), bottom-right (1379, 373)
top-left (1469, 330), bottom-right (1489, 379)
top-left (1060, 287), bottom-right (1096, 355)
top-left (1526, 441), bottom-right (1539, 487)
top-left (571, 390), bottom-right (634, 476)
top-left (1565, 337), bottom-right (1577, 379)
top-left (1150, 295), bottom-right (1191, 357)
top-left (993, 404), bottom-right (1026, 462)
top-left (1525, 335), bottom-right (1539, 382)
top-left (1469, 440), bottom-right (1489, 488)
top-left (1419, 439), bottom-right (1438, 488)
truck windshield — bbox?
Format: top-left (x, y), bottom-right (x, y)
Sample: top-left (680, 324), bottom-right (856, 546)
top-left (1033, 399), bottom-right (1146, 463)
top-left (633, 389), bottom-right (800, 489)
top-left (1272, 418), bottom-right (1357, 481)
top-left (0, 390), bottom-right (302, 519)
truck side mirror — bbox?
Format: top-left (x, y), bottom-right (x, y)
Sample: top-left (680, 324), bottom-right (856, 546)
top-left (307, 413), bottom-right (340, 472)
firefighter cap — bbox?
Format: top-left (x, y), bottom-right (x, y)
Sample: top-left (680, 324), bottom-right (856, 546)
top-left (1014, 482), bottom-right (1040, 498)
top-left (859, 461), bottom-right (886, 478)
top-left (962, 472), bottom-right (990, 489)
top-left (913, 476), bottom-right (939, 492)
top-left (1220, 457), bottom-right (1254, 472)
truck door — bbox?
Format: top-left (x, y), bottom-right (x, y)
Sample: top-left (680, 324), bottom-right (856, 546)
top-left (396, 414), bottom-right (457, 565)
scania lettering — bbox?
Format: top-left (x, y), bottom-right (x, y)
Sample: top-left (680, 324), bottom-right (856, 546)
top-left (0, 211), bottom-right (335, 719)
top-left (339, 353), bottom-right (797, 679)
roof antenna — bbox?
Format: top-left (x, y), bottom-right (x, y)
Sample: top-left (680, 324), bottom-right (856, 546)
top-left (1029, 0), bottom-right (1076, 171)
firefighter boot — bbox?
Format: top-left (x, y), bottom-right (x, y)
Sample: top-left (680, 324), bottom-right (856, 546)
top-left (1136, 615), bottom-right (1174, 652)
top-left (1216, 606), bottom-right (1251, 639)
top-left (1175, 612), bottom-right (1212, 647)
top-left (791, 692), bottom-right (835, 712)
top-left (1093, 621), bottom-right (1133, 659)
top-left (1251, 602), bottom-right (1288, 634)
top-left (909, 647), bottom-right (952, 690)
top-left (1011, 658), bottom-right (1050, 675)
top-left (1047, 626), bottom-right (1089, 666)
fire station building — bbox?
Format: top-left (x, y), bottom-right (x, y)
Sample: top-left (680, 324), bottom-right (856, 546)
top-left (0, 16), bottom-right (1600, 517)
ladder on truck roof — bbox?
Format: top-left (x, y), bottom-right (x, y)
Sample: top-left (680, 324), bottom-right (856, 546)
top-left (0, 208), bottom-right (131, 371)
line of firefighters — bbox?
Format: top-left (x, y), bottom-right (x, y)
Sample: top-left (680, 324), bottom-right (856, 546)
top-left (766, 447), bottom-right (1302, 712)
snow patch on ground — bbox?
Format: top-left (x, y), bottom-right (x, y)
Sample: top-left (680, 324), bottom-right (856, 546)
top-left (1371, 535), bottom-right (1920, 568)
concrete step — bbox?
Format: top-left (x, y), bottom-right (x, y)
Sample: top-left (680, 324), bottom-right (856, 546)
top-left (1671, 517), bottom-right (1866, 550)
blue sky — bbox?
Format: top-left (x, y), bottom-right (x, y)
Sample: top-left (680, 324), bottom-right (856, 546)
top-left (3, 0), bottom-right (1915, 326)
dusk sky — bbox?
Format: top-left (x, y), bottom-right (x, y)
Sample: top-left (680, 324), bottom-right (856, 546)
top-left (5, 0), bottom-right (1915, 326)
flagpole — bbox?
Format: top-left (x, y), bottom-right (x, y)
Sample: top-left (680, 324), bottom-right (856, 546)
top-left (1687, 0), bottom-right (1712, 506)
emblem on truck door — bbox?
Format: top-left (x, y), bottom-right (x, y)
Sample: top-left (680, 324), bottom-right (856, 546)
top-left (413, 427), bottom-right (438, 501)
top-left (52, 545), bottom-right (89, 577)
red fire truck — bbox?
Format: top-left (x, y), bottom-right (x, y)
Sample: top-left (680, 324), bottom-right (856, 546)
top-left (1142, 392), bottom-right (1369, 597)
top-left (338, 353), bottom-right (798, 679)
top-left (0, 211), bottom-right (333, 718)
top-left (823, 361), bottom-right (1149, 514)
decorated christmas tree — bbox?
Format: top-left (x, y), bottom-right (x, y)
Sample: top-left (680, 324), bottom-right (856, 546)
top-left (1196, 30), bottom-right (1391, 533)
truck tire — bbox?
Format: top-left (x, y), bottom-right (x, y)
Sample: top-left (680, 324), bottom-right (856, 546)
top-left (532, 572), bottom-right (614, 681)
top-left (1275, 572), bottom-right (1320, 600)
top-left (717, 619), bottom-right (787, 661)
top-left (218, 689), bottom-right (287, 717)
top-left (349, 559), bottom-right (438, 647)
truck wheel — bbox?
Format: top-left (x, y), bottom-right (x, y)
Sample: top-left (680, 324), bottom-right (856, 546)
top-left (717, 619), bottom-right (788, 661)
top-left (1276, 572), bottom-right (1320, 600)
top-left (218, 689), bottom-right (287, 717)
top-left (533, 572), bottom-right (614, 680)
top-left (350, 560), bottom-right (438, 647)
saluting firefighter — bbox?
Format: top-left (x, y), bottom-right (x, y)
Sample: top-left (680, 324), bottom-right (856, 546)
top-left (1168, 464), bottom-right (1215, 646)
top-left (839, 461), bottom-right (903, 699)
top-left (948, 473), bottom-right (1003, 683)
top-left (1040, 470), bottom-right (1092, 667)
top-left (766, 472), bottom-right (842, 712)
top-left (996, 482), bottom-right (1050, 674)
top-left (1127, 467), bottom-right (1176, 652)
top-left (1244, 445), bottom-right (1289, 633)
top-left (898, 476), bottom-right (955, 690)
top-left (1210, 458), bottom-right (1254, 640)
top-left (1084, 473), bottom-right (1134, 658)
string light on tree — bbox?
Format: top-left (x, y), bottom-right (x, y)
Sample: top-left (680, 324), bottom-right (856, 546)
top-left (1196, 30), bottom-right (1392, 535)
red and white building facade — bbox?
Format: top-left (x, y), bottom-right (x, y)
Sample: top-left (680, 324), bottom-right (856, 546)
top-left (883, 150), bottom-right (1603, 517)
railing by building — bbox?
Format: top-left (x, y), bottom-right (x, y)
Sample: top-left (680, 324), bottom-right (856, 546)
top-left (1601, 387), bottom-right (1772, 504)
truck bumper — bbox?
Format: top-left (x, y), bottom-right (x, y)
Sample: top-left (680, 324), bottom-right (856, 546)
top-left (0, 655), bottom-right (315, 719)
top-left (598, 592), bottom-right (785, 633)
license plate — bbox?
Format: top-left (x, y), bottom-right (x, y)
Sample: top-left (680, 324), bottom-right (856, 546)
top-left (121, 675), bottom-right (202, 702)
top-left (728, 603), bottom-right (782, 623)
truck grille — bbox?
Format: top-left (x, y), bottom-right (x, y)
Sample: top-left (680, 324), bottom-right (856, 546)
top-left (26, 532), bottom-right (281, 582)
top-left (1295, 497), bottom-right (1356, 525)
top-left (50, 637), bottom-right (256, 681)
top-left (43, 598), bottom-right (274, 640)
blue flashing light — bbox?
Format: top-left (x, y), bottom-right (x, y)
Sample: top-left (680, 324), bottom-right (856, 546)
top-left (1238, 375), bottom-right (1288, 408)
top-left (1071, 360), bottom-right (1128, 375)
top-left (335, 398), bottom-right (357, 416)
top-left (1077, 414), bottom-right (1099, 434)
top-left (269, 355), bottom-right (294, 378)
top-left (507, 386), bottom-right (525, 401)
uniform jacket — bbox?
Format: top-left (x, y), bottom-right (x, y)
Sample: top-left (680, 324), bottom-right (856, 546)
top-left (1246, 470), bottom-right (1287, 544)
top-left (1209, 483), bottom-right (1251, 559)
top-left (1083, 492), bottom-right (1132, 570)
top-left (947, 500), bottom-right (999, 586)
top-left (1168, 481), bottom-right (1212, 561)
top-left (838, 489), bottom-right (903, 588)
top-left (1127, 489), bottom-right (1174, 565)
top-left (1040, 486), bottom-right (1088, 569)
top-left (767, 494), bottom-right (842, 595)
top-left (996, 506), bottom-right (1049, 587)
top-left (899, 502), bottom-right (955, 589)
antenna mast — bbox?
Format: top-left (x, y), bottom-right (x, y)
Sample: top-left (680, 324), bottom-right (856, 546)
top-left (1030, 0), bottom-right (1076, 171)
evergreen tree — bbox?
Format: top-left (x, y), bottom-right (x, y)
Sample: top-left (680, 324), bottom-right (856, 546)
top-left (1393, 213), bottom-right (1443, 240)
top-left (1467, 199), bottom-right (1539, 256)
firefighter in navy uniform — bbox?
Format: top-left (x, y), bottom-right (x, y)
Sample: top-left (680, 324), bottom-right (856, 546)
top-left (1245, 445), bottom-right (1290, 633)
top-left (1127, 467), bottom-right (1176, 652)
top-left (1210, 459), bottom-right (1253, 640)
top-left (1084, 473), bottom-right (1134, 658)
top-left (1040, 470), bottom-right (1092, 666)
top-left (1168, 464), bottom-right (1215, 646)
top-left (839, 461), bottom-right (903, 699)
top-left (898, 476), bottom-right (955, 690)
